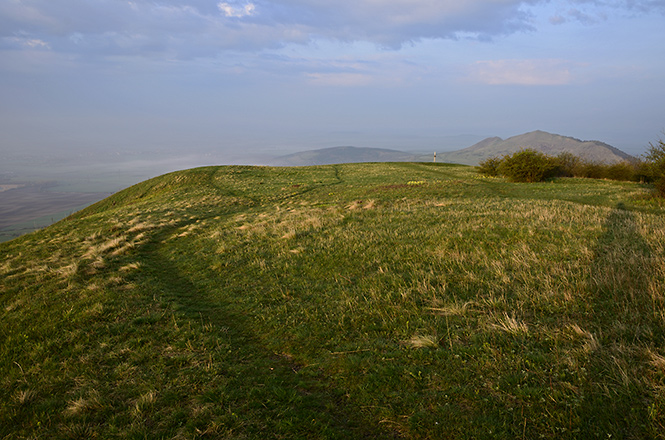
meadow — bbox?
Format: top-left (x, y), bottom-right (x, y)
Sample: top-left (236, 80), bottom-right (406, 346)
top-left (1, 162), bottom-right (664, 439)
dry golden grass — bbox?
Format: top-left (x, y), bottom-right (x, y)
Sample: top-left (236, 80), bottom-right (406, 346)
top-left (110, 242), bottom-right (135, 257)
top-left (650, 352), bottom-right (665, 370)
top-left (491, 313), bottom-right (529, 336)
top-left (427, 293), bottom-right (473, 315)
top-left (63, 392), bottom-right (101, 417)
top-left (52, 262), bottom-right (78, 279)
top-left (133, 391), bottom-right (157, 416)
top-left (82, 235), bottom-right (127, 258)
top-left (13, 389), bottom-right (37, 406)
top-left (408, 334), bottom-right (439, 349)
top-left (4, 298), bottom-right (23, 312)
top-left (85, 302), bottom-right (104, 317)
top-left (127, 222), bottom-right (155, 233)
top-left (568, 324), bottom-right (601, 353)
top-left (90, 256), bottom-right (106, 270)
top-left (119, 262), bottom-right (142, 272)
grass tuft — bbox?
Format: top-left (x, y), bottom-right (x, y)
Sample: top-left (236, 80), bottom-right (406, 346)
top-left (13, 389), bottom-right (37, 406)
top-left (408, 335), bottom-right (439, 349)
top-left (492, 313), bottom-right (529, 336)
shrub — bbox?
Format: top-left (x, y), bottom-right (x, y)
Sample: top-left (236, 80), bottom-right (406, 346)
top-left (557, 155), bottom-right (638, 182)
top-left (575, 161), bottom-right (606, 179)
top-left (605, 161), bottom-right (637, 182)
top-left (477, 157), bottom-right (502, 177)
top-left (643, 139), bottom-right (665, 197)
top-left (556, 152), bottom-right (581, 177)
top-left (478, 151), bottom-right (639, 183)
top-left (633, 159), bottom-right (653, 183)
top-left (497, 149), bottom-right (560, 182)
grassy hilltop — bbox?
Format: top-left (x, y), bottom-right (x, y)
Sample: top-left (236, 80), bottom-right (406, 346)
top-left (2, 162), bottom-right (665, 439)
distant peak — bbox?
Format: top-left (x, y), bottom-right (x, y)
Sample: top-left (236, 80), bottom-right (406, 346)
top-left (439, 130), bottom-right (634, 165)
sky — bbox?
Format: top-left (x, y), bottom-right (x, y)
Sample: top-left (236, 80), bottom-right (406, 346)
top-left (1, 0), bottom-right (665, 164)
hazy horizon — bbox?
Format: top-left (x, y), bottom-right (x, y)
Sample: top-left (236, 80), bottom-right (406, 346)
top-left (2, 0), bottom-right (665, 171)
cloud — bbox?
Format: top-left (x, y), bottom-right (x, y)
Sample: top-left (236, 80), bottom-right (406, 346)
top-left (218, 2), bottom-right (256, 18)
top-left (547, 4), bottom-right (608, 24)
top-left (0, 1), bottom-right (305, 60)
top-left (548, 0), bottom-right (665, 24)
top-left (1, 0), bottom-right (664, 61)
top-left (0, 0), bottom-right (542, 59)
top-left (467, 59), bottom-right (575, 85)
top-left (268, 0), bottom-right (541, 46)
top-left (570, 0), bottom-right (665, 12)
top-left (2, 35), bottom-right (50, 49)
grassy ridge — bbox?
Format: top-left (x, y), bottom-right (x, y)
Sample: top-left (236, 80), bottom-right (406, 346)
top-left (2, 163), bottom-right (665, 439)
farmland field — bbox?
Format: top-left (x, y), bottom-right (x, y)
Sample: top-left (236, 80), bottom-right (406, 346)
top-left (0, 152), bottom-right (222, 242)
top-left (0, 183), bottom-right (107, 242)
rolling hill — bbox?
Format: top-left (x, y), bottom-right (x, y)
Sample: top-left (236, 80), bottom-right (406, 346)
top-left (437, 130), bottom-right (636, 165)
top-left (2, 163), bottom-right (664, 439)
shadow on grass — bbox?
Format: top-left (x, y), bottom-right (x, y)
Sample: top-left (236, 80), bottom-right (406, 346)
top-left (580, 203), bottom-right (662, 438)
top-left (137, 223), bottom-right (395, 439)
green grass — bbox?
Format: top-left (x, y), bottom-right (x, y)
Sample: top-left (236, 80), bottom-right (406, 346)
top-left (2, 162), bottom-right (665, 439)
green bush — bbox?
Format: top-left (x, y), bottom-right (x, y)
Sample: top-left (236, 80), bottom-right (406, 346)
top-left (575, 161), bottom-right (606, 179)
top-left (497, 149), bottom-right (560, 182)
top-left (605, 161), bottom-right (637, 182)
top-left (633, 159), bottom-right (653, 183)
top-left (644, 139), bottom-right (665, 197)
top-left (555, 152), bottom-right (581, 177)
top-left (477, 157), bottom-right (502, 177)
top-left (478, 151), bottom-right (639, 183)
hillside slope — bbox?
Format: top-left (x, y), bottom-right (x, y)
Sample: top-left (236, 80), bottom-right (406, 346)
top-left (438, 130), bottom-right (635, 165)
top-left (2, 163), bottom-right (664, 439)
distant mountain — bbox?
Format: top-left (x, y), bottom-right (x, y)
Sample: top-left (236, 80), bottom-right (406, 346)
top-left (272, 146), bottom-right (429, 166)
top-left (437, 130), bottom-right (635, 166)
top-left (270, 132), bottom-right (635, 167)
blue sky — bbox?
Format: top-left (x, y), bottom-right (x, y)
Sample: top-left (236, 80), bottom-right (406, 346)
top-left (1, 0), bottom-right (665, 162)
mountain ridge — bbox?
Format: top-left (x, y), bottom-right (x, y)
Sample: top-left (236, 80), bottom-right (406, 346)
top-left (273, 131), bottom-right (635, 166)
top-left (437, 130), bottom-right (635, 165)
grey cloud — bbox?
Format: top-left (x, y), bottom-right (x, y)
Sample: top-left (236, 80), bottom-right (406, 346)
top-left (0, 0), bottom-right (543, 57)
top-left (261, 0), bottom-right (540, 46)
top-left (546, 0), bottom-right (664, 25)
top-left (570, 0), bottom-right (665, 12)
top-left (1, 0), bottom-right (664, 60)
top-left (567, 7), bottom-right (606, 22)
